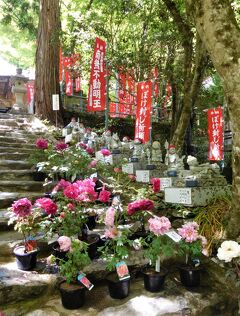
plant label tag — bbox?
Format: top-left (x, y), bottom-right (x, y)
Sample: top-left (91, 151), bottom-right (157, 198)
top-left (90, 172), bottom-right (98, 179)
top-left (52, 94), bottom-right (59, 110)
top-left (25, 236), bottom-right (37, 252)
top-left (116, 261), bottom-right (130, 280)
top-left (165, 230), bottom-right (182, 243)
top-left (77, 273), bottom-right (94, 291)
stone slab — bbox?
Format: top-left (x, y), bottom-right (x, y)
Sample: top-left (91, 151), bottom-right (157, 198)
top-left (164, 186), bottom-right (231, 206)
top-left (136, 170), bottom-right (164, 183)
top-left (122, 162), bottom-right (142, 174)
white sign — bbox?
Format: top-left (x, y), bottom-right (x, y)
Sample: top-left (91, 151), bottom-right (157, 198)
top-left (164, 188), bottom-right (192, 205)
top-left (160, 178), bottom-right (172, 191)
top-left (165, 230), bottom-right (182, 242)
top-left (52, 94), bottom-right (60, 111)
top-left (122, 163), bottom-right (134, 174)
top-left (136, 170), bottom-right (150, 183)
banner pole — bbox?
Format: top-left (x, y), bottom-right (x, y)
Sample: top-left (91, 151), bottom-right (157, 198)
top-left (105, 43), bottom-right (109, 129)
top-left (150, 79), bottom-right (155, 144)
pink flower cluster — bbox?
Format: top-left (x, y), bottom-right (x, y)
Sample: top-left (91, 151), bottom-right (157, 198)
top-left (12, 198), bottom-right (32, 217)
top-left (62, 178), bottom-right (98, 202)
top-left (86, 147), bottom-right (94, 155)
top-left (104, 227), bottom-right (118, 239)
top-left (151, 178), bottom-right (160, 193)
top-left (177, 222), bottom-right (199, 243)
top-left (114, 167), bottom-right (121, 173)
top-left (35, 138), bottom-right (48, 150)
top-left (128, 174), bottom-right (136, 181)
top-left (104, 207), bottom-right (116, 226)
top-left (127, 199), bottom-right (154, 216)
top-left (148, 216), bottom-right (171, 236)
top-left (79, 142), bottom-right (87, 149)
top-left (89, 160), bottom-right (97, 168)
top-left (55, 142), bottom-right (68, 151)
top-left (53, 179), bottom-right (71, 193)
top-left (99, 189), bottom-right (111, 203)
top-left (35, 198), bottom-right (58, 215)
top-left (58, 236), bottom-right (71, 252)
top-left (101, 148), bottom-right (111, 156)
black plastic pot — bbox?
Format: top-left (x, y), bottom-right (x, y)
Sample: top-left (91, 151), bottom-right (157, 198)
top-left (143, 268), bottom-right (168, 292)
top-left (13, 246), bottom-right (39, 271)
top-left (59, 282), bottom-right (85, 309)
top-left (86, 215), bottom-right (97, 230)
top-left (52, 244), bottom-right (68, 265)
top-left (106, 272), bottom-right (130, 299)
top-left (178, 265), bottom-right (202, 287)
top-left (86, 234), bottom-right (100, 260)
top-left (32, 171), bottom-right (47, 181)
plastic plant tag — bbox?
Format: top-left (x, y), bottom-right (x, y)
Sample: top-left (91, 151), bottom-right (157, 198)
top-left (90, 172), bottom-right (98, 179)
top-left (165, 230), bottom-right (182, 242)
top-left (116, 261), bottom-right (130, 280)
top-left (25, 236), bottom-right (37, 252)
top-left (77, 273), bottom-right (94, 290)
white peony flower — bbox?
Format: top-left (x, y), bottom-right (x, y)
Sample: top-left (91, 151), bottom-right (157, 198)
top-left (217, 240), bottom-right (240, 263)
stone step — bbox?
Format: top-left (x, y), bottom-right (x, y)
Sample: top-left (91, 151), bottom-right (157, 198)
top-left (0, 160), bottom-right (32, 170)
top-left (0, 141), bottom-right (35, 148)
top-left (0, 169), bottom-right (34, 181)
top-left (0, 181), bottom-right (44, 193)
top-left (0, 191), bottom-right (45, 209)
top-left (0, 152), bottom-right (30, 160)
top-left (0, 130), bottom-right (46, 138)
top-left (0, 146), bottom-right (34, 153)
top-left (0, 135), bottom-right (35, 144)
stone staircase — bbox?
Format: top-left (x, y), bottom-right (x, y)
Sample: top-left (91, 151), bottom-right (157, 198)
top-left (0, 113), bottom-right (50, 230)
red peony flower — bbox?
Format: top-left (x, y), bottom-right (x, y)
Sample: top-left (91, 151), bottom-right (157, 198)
top-left (60, 212), bottom-right (65, 218)
top-left (127, 199), bottom-right (154, 216)
top-left (55, 142), bottom-right (68, 151)
top-left (89, 160), bottom-right (97, 168)
top-left (99, 189), bottom-right (111, 203)
top-left (12, 198), bottom-right (32, 217)
top-left (114, 167), bottom-right (121, 173)
top-left (101, 148), bottom-right (111, 156)
top-left (79, 142), bottom-right (87, 149)
top-left (67, 203), bottom-right (74, 211)
top-left (35, 198), bottom-right (58, 215)
top-left (128, 174), bottom-right (136, 181)
top-left (150, 178), bottom-right (160, 193)
top-left (35, 138), bottom-right (48, 150)
top-left (86, 147), bottom-right (94, 155)
top-left (63, 184), bottom-right (79, 199)
top-left (52, 179), bottom-right (71, 193)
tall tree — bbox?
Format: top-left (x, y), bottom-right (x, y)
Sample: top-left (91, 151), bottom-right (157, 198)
top-left (186, 0), bottom-right (240, 238)
top-left (35, 0), bottom-right (63, 124)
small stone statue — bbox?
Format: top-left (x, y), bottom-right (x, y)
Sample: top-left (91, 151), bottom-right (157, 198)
top-left (101, 130), bottom-right (112, 150)
top-left (110, 133), bottom-right (122, 152)
top-left (84, 128), bottom-right (97, 148)
top-left (151, 141), bottom-right (163, 163)
top-left (131, 138), bottom-right (144, 162)
top-left (165, 144), bottom-right (179, 170)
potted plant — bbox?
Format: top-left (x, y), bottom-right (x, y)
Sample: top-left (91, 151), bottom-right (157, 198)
top-left (99, 223), bottom-right (132, 299)
top-left (58, 238), bottom-right (91, 309)
top-left (177, 221), bottom-right (207, 287)
top-left (8, 198), bottom-right (42, 270)
top-left (143, 216), bottom-right (174, 292)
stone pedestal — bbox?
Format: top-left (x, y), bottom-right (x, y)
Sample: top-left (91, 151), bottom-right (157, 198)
top-left (164, 186), bottom-right (231, 206)
top-left (136, 169), bottom-right (164, 183)
top-left (159, 177), bottom-right (172, 191)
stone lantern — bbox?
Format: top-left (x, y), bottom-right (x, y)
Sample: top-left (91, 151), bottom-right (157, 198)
top-left (10, 68), bottom-right (29, 113)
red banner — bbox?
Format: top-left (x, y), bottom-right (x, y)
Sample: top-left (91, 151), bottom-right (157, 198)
top-left (208, 107), bottom-right (223, 161)
top-left (135, 81), bottom-right (152, 142)
top-left (126, 73), bottom-right (135, 115)
top-left (59, 48), bottom-right (63, 82)
top-left (75, 77), bottom-right (81, 92)
top-left (63, 56), bottom-right (73, 96)
top-left (163, 81), bottom-right (172, 109)
top-left (26, 82), bottom-right (34, 104)
top-left (87, 37), bottom-right (106, 112)
top-left (151, 67), bottom-right (159, 99)
top-left (109, 102), bottom-right (118, 118)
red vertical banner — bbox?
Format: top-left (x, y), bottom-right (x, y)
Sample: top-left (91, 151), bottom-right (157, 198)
top-left (63, 57), bottom-right (73, 96)
top-left (75, 77), bottom-right (81, 92)
top-left (135, 81), bottom-right (152, 142)
top-left (208, 107), bottom-right (223, 161)
top-left (87, 37), bottom-right (106, 112)
top-left (163, 81), bottom-right (172, 109)
top-left (118, 71), bottom-right (127, 117)
top-left (26, 82), bottom-right (34, 104)
top-left (109, 102), bottom-right (117, 118)
top-left (151, 67), bottom-right (159, 99)
top-left (59, 48), bottom-right (63, 82)
top-left (126, 73), bottom-right (135, 115)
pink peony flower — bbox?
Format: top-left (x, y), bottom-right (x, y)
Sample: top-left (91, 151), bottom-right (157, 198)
top-left (104, 227), bottom-right (118, 239)
top-left (35, 198), bottom-right (58, 215)
top-left (63, 184), bottom-right (79, 199)
top-left (105, 207), bottom-right (116, 226)
top-left (128, 174), bottom-right (136, 181)
top-left (79, 142), bottom-right (87, 149)
top-left (151, 178), bottom-right (160, 193)
top-left (55, 142), bottom-right (68, 151)
top-left (148, 216), bottom-right (171, 236)
top-left (52, 179), bottom-right (71, 193)
top-left (35, 138), bottom-right (48, 150)
top-left (86, 147), bottom-right (94, 155)
top-left (12, 198), bottom-right (32, 217)
top-left (101, 148), bottom-right (111, 156)
top-left (89, 160), bottom-right (97, 168)
top-left (58, 236), bottom-right (71, 252)
top-left (67, 203), bottom-right (74, 211)
top-left (127, 199), bottom-right (154, 216)
top-left (74, 179), bottom-right (98, 202)
top-left (99, 189), bottom-right (111, 203)
top-left (177, 222), bottom-right (199, 243)
top-left (114, 167), bottom-right (121, 173)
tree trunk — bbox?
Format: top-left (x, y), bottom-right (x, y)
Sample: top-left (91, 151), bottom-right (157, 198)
top-left (186, 0), bottom-right (240, 238)
top-left (35, 0), bottom-right (63, 125)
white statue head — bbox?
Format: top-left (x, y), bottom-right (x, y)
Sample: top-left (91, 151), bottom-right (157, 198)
top-left (168, 144), bottom-right (176, 154)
